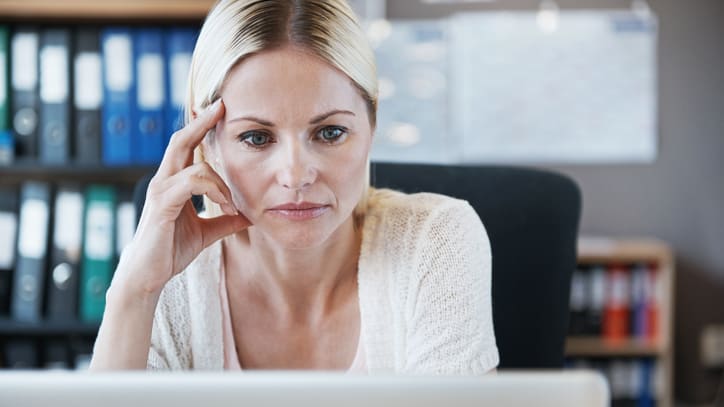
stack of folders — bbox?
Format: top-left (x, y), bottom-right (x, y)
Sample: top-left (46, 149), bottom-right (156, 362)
top-left (568, 262), bottom-right (662, 342)
top-left (0, 25), bottom-right (198, 166)
top-left (566, 357), bottom-right (661, 407)
top-left (0, 182), bottom-right (136, 369)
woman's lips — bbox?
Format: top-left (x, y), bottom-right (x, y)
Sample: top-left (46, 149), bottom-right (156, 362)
top-left (266, 202), bottom-right (330, 220)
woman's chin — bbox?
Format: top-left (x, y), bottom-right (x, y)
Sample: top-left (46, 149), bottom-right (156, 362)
top-left (250, 222), bottom-right (335, 250)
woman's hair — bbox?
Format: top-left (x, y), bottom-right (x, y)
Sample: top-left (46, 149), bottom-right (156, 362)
top-left (188, 0), bottom-right (378, 219)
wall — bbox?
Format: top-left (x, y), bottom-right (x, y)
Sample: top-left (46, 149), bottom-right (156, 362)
top-left (388, 0), bottom-right (724, 403)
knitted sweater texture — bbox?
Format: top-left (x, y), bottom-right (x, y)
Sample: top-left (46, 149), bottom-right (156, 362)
top-left (146, 188), bottom-right (499, 373)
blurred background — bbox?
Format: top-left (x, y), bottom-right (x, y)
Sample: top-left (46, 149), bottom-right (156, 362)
top-left (0, 0), bottom-right (722, 406)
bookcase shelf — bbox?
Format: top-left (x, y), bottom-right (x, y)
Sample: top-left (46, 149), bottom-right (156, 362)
top-left (566, 237), bottom-right (675, 407)
top-left (577, 237), bottom-right (674, 264)
top-left (565, 337), bottom-right (667, 357)
top-left (0, 0), bottom-right (214, 21)
top-left (0, 163), bottom-right (156, 184)
top-left (0, 318), bottom-right (99, 337)
top-left (0, 0), bottom-right (204, 369)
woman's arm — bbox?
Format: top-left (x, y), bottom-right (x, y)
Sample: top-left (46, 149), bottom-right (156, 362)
top-left (89, 99), bottom-right (249, 370)
top-left (88, 261), bottom-right (163, 370)
top-left (404, 199), bottom-right (499, 374)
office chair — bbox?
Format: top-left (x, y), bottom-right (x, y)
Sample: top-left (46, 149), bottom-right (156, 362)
top-left (134, 162), bottom-right (581, 369)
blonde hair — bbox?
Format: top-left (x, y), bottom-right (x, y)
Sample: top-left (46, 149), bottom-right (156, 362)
top-left (187, 0), bottom-right (377, 219)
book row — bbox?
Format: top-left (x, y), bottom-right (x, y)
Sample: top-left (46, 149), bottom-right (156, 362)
top-left (568, 263), bottom-right (663, 341)
top-left (0, 25), bottom-right (198, 166)
top-left (1, 338), bottom-right (94, 370)
top-left (0, 182), bottom-right (136, 324)
top-left (566, 357), bottom-right (661, 407)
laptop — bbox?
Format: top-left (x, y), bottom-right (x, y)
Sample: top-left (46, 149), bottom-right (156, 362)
top-left (0, 370), bottom-right (609, 407)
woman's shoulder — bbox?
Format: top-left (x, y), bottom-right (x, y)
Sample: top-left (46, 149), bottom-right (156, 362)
top-left (360, 188), bottom-right (489, 272)
top-left (365, 187), bottom-right (480, 230)
top-left (359, 188), bottom-right (486, 276)
top-left (367, 187), bottom-right (471, 215)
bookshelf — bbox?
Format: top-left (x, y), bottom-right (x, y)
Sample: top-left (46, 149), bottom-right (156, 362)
top-left (567, 237), bottom-right (675, 407)
top-left (0, 319), bottom-right (99, 337)
top-left (0, 0), bottom-right (214, 21)
top-left (0, 1), bottom-right (209, 370)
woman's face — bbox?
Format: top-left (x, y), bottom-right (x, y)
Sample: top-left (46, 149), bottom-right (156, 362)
top-left (207, 46), bottom-right (373, 249)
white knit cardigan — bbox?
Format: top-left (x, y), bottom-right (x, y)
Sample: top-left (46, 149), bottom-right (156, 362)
top-left (146, 188), bottom-right (499, 374)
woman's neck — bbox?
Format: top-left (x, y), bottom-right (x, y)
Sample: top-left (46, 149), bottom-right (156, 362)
top-left (222, 215), bottom-right (361, 325)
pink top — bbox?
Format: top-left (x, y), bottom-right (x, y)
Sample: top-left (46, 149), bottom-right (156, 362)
top-left (219, 261), bottom-right (367, 372)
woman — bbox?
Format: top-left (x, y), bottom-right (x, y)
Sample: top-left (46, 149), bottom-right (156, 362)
top-left (90, 0), bottom-right (498, 373)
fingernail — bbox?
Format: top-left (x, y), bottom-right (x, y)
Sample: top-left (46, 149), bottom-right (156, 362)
top-left (209, 99), bottom-right (222, 113)
top-left (221, 203), bottom-right (235, 216)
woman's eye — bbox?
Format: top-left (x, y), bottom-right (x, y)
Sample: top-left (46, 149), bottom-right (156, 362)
top-left (240, 131), bottom-right (272, 148)
top-left (317, 126), bottom-right (348, 144)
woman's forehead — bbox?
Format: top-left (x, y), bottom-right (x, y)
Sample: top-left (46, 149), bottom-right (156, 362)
top-left (220, 47), bottom-right (367, 120)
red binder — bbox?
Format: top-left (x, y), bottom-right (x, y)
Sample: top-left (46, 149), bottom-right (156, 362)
top-left (603, 264), bottom-right (630, 341)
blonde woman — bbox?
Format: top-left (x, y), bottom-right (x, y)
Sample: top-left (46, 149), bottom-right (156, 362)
top-left (90, 0), bottom-right (498, 373)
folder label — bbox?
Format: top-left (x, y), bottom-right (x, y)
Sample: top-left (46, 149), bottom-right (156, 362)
top-left (170, 53), bottom-right (191, 107)
top-left (53, 192), bottom-right (83, 252)
top-left (40, 46), bottom-right (69, 103)
top-left (104, 36), bottom-right (132, 92)
top-left (138, 54), bottom-right (164, 109)
top-left (11, 33), bottom-right (38, 91)
top-left (52, 262), bottom-right (72, 290)
top-left (13, 108), bottom-right (37, 137)
top-left (18, 199), bottom-right (49, 259)
top-left (0, 212), bottom-right (17, 268)
top-left (84, 202), bottom-right (113, 260)
top-left (74, 53), bottom-right (102, 110)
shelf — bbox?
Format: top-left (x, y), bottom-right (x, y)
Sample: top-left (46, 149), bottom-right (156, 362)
top-left (0, 319), bottom-right (100, 337)
top-left (0, 0), bottom-right (214, 21)
top-left (0, 163), bottom-right (156, 184)
top-left (569, 237), bottom-right (675, 407)
top-left (577, 236), bottom-right (674, 264)
top-left (565, 336), bottom-right (666, 357)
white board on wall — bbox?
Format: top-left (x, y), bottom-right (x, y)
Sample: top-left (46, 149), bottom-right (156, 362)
top-left (449, 10), bottom-right (658, 164)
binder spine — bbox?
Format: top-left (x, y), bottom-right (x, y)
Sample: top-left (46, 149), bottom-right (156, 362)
top-left (0, 185), bottom-right (19, 316)
top-left (47, 185), bottom-right (84, 320)
top-left (165, 28), bottom-right (197, 145)
top-left (11, 181), bottom-right (51, 322)
top-left (0, 26), bottom-right (9, 131)
top-left (10, 27), bottom-right (40, 160)
top-left (39, 28), bottom-right (72, 164)
top-left (101, 28), bottom-right (134, 166)
top-left (74, 28), bottom-right (103, 165)
top-left (80, 185), bottom-right (116, 322)
top-left (134, 28), bottom-right (165, 164)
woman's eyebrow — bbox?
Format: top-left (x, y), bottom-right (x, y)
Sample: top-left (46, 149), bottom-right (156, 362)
top-left (227, 116), bottom-right (275, 126)
top-left (226, 109), bottom-right (355, 126)
top-left (309, 109), bottom-right (355, 124)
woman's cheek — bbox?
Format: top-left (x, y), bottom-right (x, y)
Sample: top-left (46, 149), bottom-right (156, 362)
top-left (225, 171), bottom-right (256, 217)
top-left (212, 156), bottom-right (249, 217)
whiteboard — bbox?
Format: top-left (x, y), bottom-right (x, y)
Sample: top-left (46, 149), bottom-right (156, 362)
top-left (449, 10), bottom-right (658, 164)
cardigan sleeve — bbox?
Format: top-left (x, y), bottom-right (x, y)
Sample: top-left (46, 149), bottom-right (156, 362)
top-left (403, 199), bottom-right (499, 374)
top-left (146, 273), bottom-right (192, 370)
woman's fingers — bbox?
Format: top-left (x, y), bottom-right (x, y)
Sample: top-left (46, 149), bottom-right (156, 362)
top-left (158, 162), bottom-right (237, 216)
top-left (199, 213), bottom-right (251, 249)
top-left (156, 98), bottom-right (225, 178)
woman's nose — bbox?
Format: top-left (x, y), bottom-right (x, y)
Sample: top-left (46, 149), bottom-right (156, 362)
top-left (274, 138), bottom-right (317, 191)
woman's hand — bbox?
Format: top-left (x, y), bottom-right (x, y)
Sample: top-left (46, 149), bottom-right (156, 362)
top-left (115, 99), bottom-right (250, 297)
